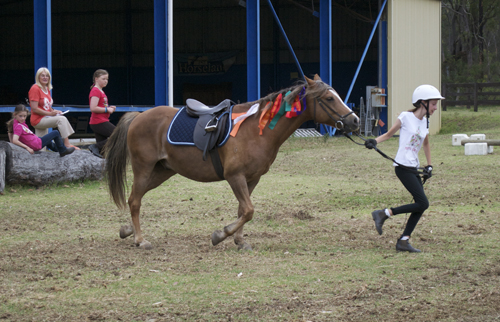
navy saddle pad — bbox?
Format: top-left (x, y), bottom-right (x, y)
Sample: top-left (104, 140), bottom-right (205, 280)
top-left (167, 106), bottom-right (233, 146)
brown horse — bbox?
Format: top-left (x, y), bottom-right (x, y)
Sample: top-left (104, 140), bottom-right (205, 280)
top-left (105, 75), bottom-right (359, 250)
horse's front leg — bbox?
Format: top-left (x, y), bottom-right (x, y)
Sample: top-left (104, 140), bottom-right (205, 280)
top-left (232, 179), bottom-right (260, 251)
top-left (212, 175), bottom-right (255, 249)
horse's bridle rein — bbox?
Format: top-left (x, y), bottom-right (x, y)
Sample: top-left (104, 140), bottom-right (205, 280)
top-left (313, 96), bottom-right (355, 130)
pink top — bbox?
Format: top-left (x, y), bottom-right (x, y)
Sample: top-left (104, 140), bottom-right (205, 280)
top-left (89, 86), bottom-right (110, 125)
top-left (12, 119), bottom-right (42, 151)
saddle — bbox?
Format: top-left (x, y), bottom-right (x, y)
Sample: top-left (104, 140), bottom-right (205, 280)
top-left (186, 98), bottom-right (234, 179)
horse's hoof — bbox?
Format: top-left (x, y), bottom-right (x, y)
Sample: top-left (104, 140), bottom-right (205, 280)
top-left (211, 230), bottom-right (226, 246)
top-left (237, 242), bottom-right (253, 251)
top-left (137, 241), bottom-right (152, 250)
top-left (119, 225), bottom-right (134, 239)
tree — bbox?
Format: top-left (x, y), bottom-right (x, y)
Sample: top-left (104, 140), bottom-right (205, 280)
top-left (442, 0), bottom-right (500, 83)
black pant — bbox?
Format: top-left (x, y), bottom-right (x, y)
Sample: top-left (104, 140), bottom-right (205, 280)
top-left (90, 121), bottom-right (116, 151)
top-left (391, 166), bottom-right (429, 238)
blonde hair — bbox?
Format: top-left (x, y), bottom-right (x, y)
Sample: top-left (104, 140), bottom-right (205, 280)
top-left (91, 69), bottom-right (109, 89)
top-left (6, 104), bottom-right (30, 133)
top-left (35, 67), bottom-right (53, 91)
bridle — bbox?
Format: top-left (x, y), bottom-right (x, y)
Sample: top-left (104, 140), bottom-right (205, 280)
top-left (313, 97), bottom-right (355, 130)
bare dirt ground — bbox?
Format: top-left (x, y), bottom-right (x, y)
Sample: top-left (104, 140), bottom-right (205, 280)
top-left (1, 135), bottom-right (500, 321)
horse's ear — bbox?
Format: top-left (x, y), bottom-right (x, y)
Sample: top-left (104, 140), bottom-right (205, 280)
top-left (313, 74), bottom-right (322, 81)
top-left (305, 76), bottom-right (315, 86)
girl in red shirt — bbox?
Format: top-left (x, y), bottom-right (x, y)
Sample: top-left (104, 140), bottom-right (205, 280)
top-left (88, 69), bottom-right (116, 158)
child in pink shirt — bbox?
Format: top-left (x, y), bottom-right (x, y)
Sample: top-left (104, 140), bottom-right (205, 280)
top-left (7, 104), bottom-right (75, 157)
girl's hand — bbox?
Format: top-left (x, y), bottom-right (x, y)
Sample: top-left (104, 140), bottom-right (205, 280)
top-left (109, 106), bottom-right (117, 114)
top-left (55, 110), bottom-right (63, 115)
top-left (50, 110), bottom-right (59, 116)
top-left (27, 147), bottom-right (34, 154)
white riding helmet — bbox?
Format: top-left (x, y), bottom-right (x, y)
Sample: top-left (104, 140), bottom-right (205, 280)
top-left (412, 85), bottom-right (445, 104)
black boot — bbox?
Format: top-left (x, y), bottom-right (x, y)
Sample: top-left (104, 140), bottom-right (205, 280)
top-left (88, 144), bottom-right (103, 158)
top-left (59, 147), bottom-right (75, 157)
top-left (372, 210), bottom-right (389, 235)
top-left (396, 239), bottom-right (421, 253)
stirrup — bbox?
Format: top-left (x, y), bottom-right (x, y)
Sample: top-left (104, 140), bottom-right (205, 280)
top-left (205, 117), bottom-right (218, 132)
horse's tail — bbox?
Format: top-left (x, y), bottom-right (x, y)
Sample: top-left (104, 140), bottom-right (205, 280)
top-left (103, 112), bottom-right (140, 209)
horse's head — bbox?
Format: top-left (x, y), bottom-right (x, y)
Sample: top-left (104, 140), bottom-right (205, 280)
top-left (305, 75), bottom-right (360, 132)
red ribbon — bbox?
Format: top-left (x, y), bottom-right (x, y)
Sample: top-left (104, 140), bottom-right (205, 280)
top-left (285, 95), bottom-right (302, 118)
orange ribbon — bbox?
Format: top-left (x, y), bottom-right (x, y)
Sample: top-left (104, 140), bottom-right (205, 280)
top-left (257, 102), bottom-right (272, 135)
top-left (268, 94), bottom-right (282, 121)
top-left (229, 112), bottom-right (248, 137)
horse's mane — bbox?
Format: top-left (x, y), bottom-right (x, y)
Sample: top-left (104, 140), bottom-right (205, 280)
top-left (254, 79), bottom-right (332, 111)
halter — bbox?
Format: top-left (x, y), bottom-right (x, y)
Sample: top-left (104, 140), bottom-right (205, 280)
top-left (313, 97), bottom-right (355, 130)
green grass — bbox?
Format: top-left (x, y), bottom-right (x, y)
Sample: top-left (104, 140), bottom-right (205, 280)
top-left (440, 105), bottom-right (500, 134)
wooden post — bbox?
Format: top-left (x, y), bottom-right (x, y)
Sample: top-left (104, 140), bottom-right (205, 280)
top-left (442, 83), bottom-right (447, 111)
top-left (461, 139), bottom-right (500, 146)
top-left (474, 82), bottom-right (478, 112)
top-left (466, 85), bottom-right (470, 109)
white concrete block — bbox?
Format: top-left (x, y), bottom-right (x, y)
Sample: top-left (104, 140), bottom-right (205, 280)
top-left (470, 134), bottom-right (486, 140)
top-left (488, 146), bottom-right (494, 154)
top-left (465, 142), bottom-right (488, 155)
top-left (452, 134), bottom-right (469, 146)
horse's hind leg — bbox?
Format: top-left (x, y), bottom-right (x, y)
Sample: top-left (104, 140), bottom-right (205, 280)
top-left (127, 164), bottom-right (176, 250)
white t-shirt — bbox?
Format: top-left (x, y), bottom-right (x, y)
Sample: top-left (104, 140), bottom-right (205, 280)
top-left (394, 111), bottom-right (429, 168)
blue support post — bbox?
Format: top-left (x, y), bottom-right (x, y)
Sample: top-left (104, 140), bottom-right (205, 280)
top-left (154, 0), bottom-right (168, 106)
top-left (247, 0), bottom-right (260, 101)
top-left (319, 0), bottom-right (335, 136)
top-left (33, 0), bottom-right (52, 75)
top-left (344, 0), bottom-right (387, 104)
top-left (319, 0), bottom-right (332, 86)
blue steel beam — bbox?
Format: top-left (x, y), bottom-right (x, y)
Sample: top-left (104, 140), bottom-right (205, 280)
top-left (319, 0), bottom-right (335, 136)
top-left (247, 0), bottom-right (261, 101)
top-left (34, 0), bottom-right (52, 75)
top-left (319, 0), bottom-right (332, 86)
top-left (154, 0), bottom-right (168, 106)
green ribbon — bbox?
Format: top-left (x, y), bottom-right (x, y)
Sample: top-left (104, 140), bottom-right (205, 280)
top-left (268, 91), bottom-right (291, 130)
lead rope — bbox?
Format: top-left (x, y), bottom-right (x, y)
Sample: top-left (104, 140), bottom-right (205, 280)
top-left (343, 132), bottom-right (428, 182)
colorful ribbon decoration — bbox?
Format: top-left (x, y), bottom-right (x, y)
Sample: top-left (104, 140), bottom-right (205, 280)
top-left (300, 87), bottom-right (307, 114)
top-left (285, 94), bottom-right (302, 118)
top-left (258, 101), bottom-right (272, 135)
top-left (257, 88), bottom-right (305, 135)
top-left (230, 103), bottom-right (259, 137)
top-left (268, 91), bottom-right (290, 129)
